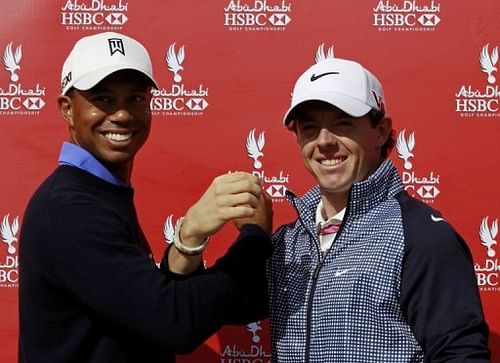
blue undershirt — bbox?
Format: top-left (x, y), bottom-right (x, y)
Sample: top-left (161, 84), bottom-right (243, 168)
top-left (58, 142), bottom-right (127, 187)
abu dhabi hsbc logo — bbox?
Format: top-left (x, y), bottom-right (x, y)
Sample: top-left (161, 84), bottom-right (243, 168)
top-left (455, 43), bottom-right (499, 118)
top-left (60, 0), bottom-right (129, 30)
top-left (475, 216), bottom-right (499, 292)
top-left (245, 128), bottom-right (289, 201)
top-left (0, 214), bottom-right (19, 287)
top-left (1, 42), bottom-right (46, 116)
top-left (220, 321), bottom-right (271, 361)
top-left (151, 43), bottom-right (209, 117)
top-left (396, 129), bottom-right (441, 203)
top-left (224, 0), bottom-right (292, 32)
top-left (373, 0), bottom-right (441, 32)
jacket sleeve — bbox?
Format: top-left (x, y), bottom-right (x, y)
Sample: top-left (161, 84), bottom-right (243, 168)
top-left (47, 200), bottom-right (271, 354)
top-left (399, 194), bottom-right (491, 362)
top-left (159, 224), bottom-right (271, 325)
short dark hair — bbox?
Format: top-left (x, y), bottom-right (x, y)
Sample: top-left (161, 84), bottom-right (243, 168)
top-left (367, 109), bottom-right (394, 159)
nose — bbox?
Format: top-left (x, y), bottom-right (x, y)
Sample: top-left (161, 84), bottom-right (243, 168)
top-left (316, 127), bottom-right (337, 146)
top-left (108, 107), bottom-right (132, 123)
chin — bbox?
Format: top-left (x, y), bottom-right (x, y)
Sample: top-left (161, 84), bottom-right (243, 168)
top-left (317, 177), bottom-right (352, 193)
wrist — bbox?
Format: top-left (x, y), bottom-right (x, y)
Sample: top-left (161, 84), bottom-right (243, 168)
top-left (173, 217), bottom-right (209, 256)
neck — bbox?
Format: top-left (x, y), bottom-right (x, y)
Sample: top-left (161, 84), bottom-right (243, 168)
top-left (320, 192), bottom-right (347, 219)
top-left (107, 162), bottom-right (133, 186)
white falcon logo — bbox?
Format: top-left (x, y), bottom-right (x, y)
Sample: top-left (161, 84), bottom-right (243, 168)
top-left (166, 43), bottom-right (185, 83)
top-left (3, 42), bottom-right (22, 82)
top-left (479, 216), bottom-right (497, 258)
top-left (315, 43), bottom-right (334, 63)
top-left (1, 214), bottom-right (19, 255)
top-left (396, 129), bottom-right (415, 170)
top-left (246, 129), bottom-right (265, 169)
top-left (163, 214), bottom-right (175, 245)
top-left (246, 321), bottom-right (262, 344)
top-left (479, 44), bottom-right (498, 84)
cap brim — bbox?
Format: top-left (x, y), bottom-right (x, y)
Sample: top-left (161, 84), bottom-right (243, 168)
top-left (283, 92), bottom-right (372, 125)
top-left (71, 65), bottom-right (159, 93)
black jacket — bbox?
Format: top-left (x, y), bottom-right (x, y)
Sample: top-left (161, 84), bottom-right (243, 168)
top-left (18, 166), bottom-right (271, 363)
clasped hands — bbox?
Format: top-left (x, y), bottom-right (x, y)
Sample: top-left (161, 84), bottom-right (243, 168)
top-left (179, 172), bottom-right (273, 249)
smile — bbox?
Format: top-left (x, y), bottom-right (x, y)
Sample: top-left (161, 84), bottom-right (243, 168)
top-left (104, 132), bottom-right (132, 142)
top-left (320, 157), bottom-right (345, 166)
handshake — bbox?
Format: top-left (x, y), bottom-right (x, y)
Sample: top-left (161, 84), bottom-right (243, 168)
top-left (169, 171), bottom-right (273, 270)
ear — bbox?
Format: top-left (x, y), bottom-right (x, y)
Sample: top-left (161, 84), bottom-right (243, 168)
top-left (376, 115), bottom-right (392, 147)
top-left (57, 95), bottom-right (74, 126)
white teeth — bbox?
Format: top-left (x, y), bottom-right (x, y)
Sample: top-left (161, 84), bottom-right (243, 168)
top-left (105, 133), bottom-right (132, 142)
top-left (321, 158), bottom-right (344, 166)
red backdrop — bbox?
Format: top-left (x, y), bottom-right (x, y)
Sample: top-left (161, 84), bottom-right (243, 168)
top-left (1, 1), bottom-right (499, 361)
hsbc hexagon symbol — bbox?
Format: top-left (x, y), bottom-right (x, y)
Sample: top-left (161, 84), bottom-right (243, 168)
top-left (268, 14), bottom-right (291, 26)
top-left (266, 184), bottom-right (287, 198)
top-left (106, 13), bottom-right (128, 25)
top-left (417, 185), bottom-right (440, 199)
top-left (186, 98), bottom-right (208, 111)
top-left (23, 97), bottom-right (45, 110)
top-left (418, 14), bottom-right (440, 26)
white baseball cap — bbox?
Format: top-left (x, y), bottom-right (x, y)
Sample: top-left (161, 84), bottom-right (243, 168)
top-left (60, 32), bottom-right (158, 95)
top-left (283, 57), bottom-right (386, 124)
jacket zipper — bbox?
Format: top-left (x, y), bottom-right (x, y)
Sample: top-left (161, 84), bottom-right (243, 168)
top-left (296, 209), bottom-right (322, 363)
top-left (305, 262), bottom-right (321, 362)
top-left (294, 195), bottom-right (350, 363)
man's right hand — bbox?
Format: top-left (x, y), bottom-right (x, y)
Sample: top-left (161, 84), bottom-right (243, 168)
top-left (180, 172), bottom-right (265, 247)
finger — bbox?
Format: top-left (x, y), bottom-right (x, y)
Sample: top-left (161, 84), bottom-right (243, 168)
top-left (214, 179), bottom-right (262, 199)
top-left (215, 192), bottom-right (260, 209)
top-left (219, 205), bottom-right (257, 220)
top-left (217, 171), bottom-right (261, 186)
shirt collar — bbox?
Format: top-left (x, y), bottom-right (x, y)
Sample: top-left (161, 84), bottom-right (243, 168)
top-left (315, 199), bottom-right (346, 228)
top-left (58, 142), bottom-right (127, 187)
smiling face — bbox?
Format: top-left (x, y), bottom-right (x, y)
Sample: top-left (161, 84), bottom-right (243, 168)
top-left (292, 101), bottom-right (391, 209)
top-left (58, 70), bottom-right (153, 184)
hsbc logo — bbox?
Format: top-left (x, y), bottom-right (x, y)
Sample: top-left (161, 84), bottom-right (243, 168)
top-left (455, 43), bottom-right (500, 118)
top-left (267, 184), bottom-right (287, 198)
top-left (106, 13), bottom-right (128, 25)
top-left (396, 129), bottom-right (441, 204)
top-left (475, 216), bottom-right (500, 291)
top-left (1, 41), bottom-right (46, 116)
top-left (418, 13), bottom-right (440, 26)
top-left (373, 0), bottom-right (442, 32)
top-left (23, 97), bottom-right (46, 110)
top-left (60, 0), bottom-right (129, 30)
top-left (416, 185), bottom-right (440, 199)
top-left (243, 128), bottom-right (289, 202)
top-left (223, 0), bottom-right (292, 32)
top-left (268, 13), bottom-right (291, 26)
top-left (151, 43), bottom-right (210, 117)
top-left (186, 98), bottom-right (208, 111)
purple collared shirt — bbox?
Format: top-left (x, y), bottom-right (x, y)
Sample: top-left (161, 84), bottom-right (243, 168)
top-left (58, 142), bottom-right (127, 187)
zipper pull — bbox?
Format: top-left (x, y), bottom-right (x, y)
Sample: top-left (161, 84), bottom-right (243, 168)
top-left (313, 264), bottom-right (321, 280)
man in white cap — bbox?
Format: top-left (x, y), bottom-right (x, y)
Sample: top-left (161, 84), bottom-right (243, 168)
top-left (18, 32), bottom-right (272, 363)
top-left (266, 51), bottom-right (490, 361)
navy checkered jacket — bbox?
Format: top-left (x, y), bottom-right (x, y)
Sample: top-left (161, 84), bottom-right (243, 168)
top-left (267, 159), bottom-right (490, 362)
